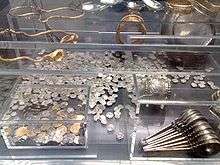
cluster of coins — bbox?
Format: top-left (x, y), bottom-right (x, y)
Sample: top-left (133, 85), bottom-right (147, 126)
top-left (1, 85), bottom-right (87, 148)
top-left (171, 74), bottom-right (190, 84)
top-left (26, 51), bottom-right (145, 139)
top-left (140, 109), bottom-right (220, 157)
top-left (2, 123), bottom-right (86, 147)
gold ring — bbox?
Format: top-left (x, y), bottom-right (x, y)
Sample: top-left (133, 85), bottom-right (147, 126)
top-left (116, 12), bottom-right (147, 44)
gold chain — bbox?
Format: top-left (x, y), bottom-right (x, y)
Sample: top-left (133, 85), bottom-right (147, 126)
top-left (0, 29), bottom-right (79, 63)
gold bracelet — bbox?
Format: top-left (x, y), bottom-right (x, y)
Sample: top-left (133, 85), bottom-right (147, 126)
top-left (167, 0), bottom-right (220, 15)
top-left (0, 29), bottom-right (78, 41)
top-left (116, 11), bottom-right (147, 44)
top-left (166, 0), bottom-right (193, 14)
top-left (0, 49), bottom-right (64, 63)
top-left (188, 0), bottom-right (220, 15)
top-left (9, 6), bottom-right (85, 23)
top-left (0, 29), bottom-right (78, 63)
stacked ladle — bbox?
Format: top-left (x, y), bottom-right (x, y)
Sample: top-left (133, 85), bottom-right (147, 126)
top-left (140, 109), bottom-right (220, 157)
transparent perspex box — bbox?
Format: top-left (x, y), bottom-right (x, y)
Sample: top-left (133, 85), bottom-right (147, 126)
top-left (0, 82), bottom-right (89, 149)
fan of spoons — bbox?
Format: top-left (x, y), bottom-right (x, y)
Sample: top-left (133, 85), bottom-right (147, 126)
top-left (140, 109), bottom-right (220, 157)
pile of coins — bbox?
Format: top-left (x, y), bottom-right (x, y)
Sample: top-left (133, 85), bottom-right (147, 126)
top-left (140, 109), bottom-right (220, 157)
top-left (171, 74), bottom-right (190, 84)
top-left (23, 51), bottom-right (141, 138)
top-left (1, 85), bottom-right (87, 148)
top-left (2, 122), bottom-right (86, 147)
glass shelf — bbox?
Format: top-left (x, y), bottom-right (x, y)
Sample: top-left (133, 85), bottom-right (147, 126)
top-left (0, 49), bottom-right (220, 75)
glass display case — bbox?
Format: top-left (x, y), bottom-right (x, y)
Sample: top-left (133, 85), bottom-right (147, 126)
top-left (0, 0), bottom-right (220, 164)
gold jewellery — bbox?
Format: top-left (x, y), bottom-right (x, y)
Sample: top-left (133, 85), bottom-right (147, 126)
top-left (166, 0), bottom-right (220, 15)
top-left (166, 0), bottom-right (193, 14)
top-left (188, 0), bottom-right (220, 16)
top-left (116, 11), bottom-right (147, 44)
top-left (9, 6), bottom-right (85, 23)
top-left (0, 29), bottom-right (79, 63)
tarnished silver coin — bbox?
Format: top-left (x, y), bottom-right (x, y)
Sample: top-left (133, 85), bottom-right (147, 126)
top-left (106, 124), bottom-right (115, 132)
top-left (93, 114), bottom-right (100, 122)
top-left (191, 82), bottom-right (198, 88)
top-left (172, 79), bottom-right (179, 83)
top-left (100, 115), bottom-right (107, 125)
top-left (180, 79), bottom-right (187, 84)
top-left (106, 112), bottom-right (114, 119)
top-left (198, 83), bottom-right (206, 88)
top-left (116, 132), bottom-right (124, 140)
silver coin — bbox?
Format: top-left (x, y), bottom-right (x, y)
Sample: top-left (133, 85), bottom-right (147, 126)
top-left (93, 114), bottom-right (100, 122)
top-left (18, 100), bottom-right (25, 106)
top-left (172, 79), bottom-right (179, 83)
top-left (205, 67), bottom-right (214, 73)
top-left (198, 83), bottom-right (206, 88)
top-left (176, 66), bottom-right (184, 71)
top-left (60, 102), bottom-right (68, 108)
top-left (116, 132), bottom-right (124, 140)
top-left (114, 111), bottom-right (121, 119)
top-left (102, 94), bottom-right (109, 100)
top-left (114, 106), bottom-right (119, 112)
top-left (207, 81), bottom-right (215, 86)
top-left (51, 92), bottom-right (58, 98)
top-left (193, 76), bottom-right (199, 80)
top-left (113, 87), bottom-right (119, 92)
top-left (73, 136), bottom-right (80, 144)
top-left (89, 101), bottom-right (97, 109)
top-left (106, 101), bottom-right (114, 106)
top-left (117, 104), bottom-right (124, 110)
top-left (106, 112), bottom-right (114, 119)
top-left (99, 98), bottom-right (106, 106)
top-left (67, 107), bottom-right (75, 113)
top-left (106, 124), bottom-right (115, 132)
top-left (97, 108), bottom-right (104, 115)
top-left (100, 115), bottom-right (107, 125)
top-left (191, 82), bottom-right (198, 88)
top-left (11, 105), bottom-right (18, 110)
top-left (69, 94), bottom-right (76, 99)
top-left (198, 76), bottom-right (204, 81)
top-left (10, 111), bottom-right (17, 117)
top-left (53, 134), bottom-right (64, 143)
top-left (112, 94), bottom-right (118, 98)
top-left (194, 80), bottom-right (200, 84)
top-left (185, 75), bottom-right (190, 80)
top-left (180, 79), bottom-right (187, 84)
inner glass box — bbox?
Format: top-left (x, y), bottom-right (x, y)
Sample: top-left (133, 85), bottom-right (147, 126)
top-left (0, 83), bottom-right (89, 149)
